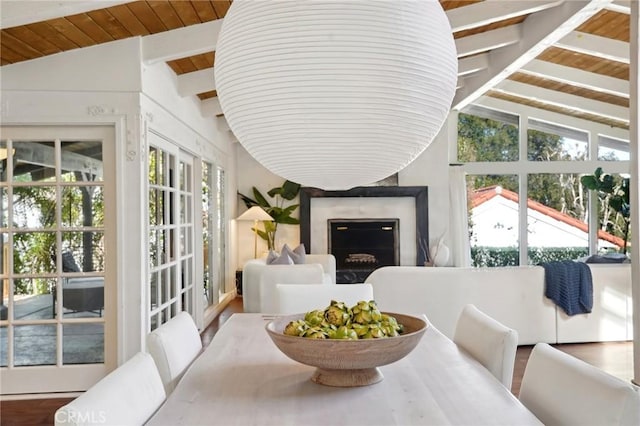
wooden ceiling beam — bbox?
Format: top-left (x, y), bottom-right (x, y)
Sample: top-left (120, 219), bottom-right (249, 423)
top-left (496, 79), bottom-right (628, 122)
top-left (177, 68), bottom-right (215, 97)
top-left (201, 97), bottom-right (222, 117)
top-left (453, 0), bottom-right (614, 111)
top-left (605, 1), bottom-right (631, 14)
top-left (521, 59), bottom-right (628, 97)
top-left (556, 31), bottom-right (629, 64)
top-left (458, 54), bottom-right (489, 77)
top-left (447, 0), bottom-right (562, 33)
top-left (142, 19), bottom-right (222, 64)
top-left (456, 25), bottom-right (521, 58)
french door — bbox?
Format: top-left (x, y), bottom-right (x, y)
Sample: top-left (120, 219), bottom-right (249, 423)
top-left (0, 126), bottom-right (116, 395)
top-left (147, 133), bottom-right (197, 330)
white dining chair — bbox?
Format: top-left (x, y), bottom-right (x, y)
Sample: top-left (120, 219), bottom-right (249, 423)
top-left (258, 264), bottom-right (327, 313)
top-left (54, 351), bottom-right (165, 425)
top-left (453, 304), bottom-right (518, 389)
top-left (276, 283), bottom-right (374, 314)
top-left (519, 343), bottom-right (640, 426)
top-left (147, 311), bottom-right (203, 394)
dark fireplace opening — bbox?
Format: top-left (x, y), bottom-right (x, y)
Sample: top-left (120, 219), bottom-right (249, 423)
top-left (328, 219), bottom-right (399, 284)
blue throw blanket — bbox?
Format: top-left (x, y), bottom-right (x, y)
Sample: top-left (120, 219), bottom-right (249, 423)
top-left (541, 261), bottom-right (593, 316)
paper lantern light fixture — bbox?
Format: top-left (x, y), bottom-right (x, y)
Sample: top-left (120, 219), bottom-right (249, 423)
top-left (215, 0), bottom-right (458, 190)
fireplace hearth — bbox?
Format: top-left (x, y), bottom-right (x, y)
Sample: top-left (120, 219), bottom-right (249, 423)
top-left (329, 219), bottom-right (399, 283)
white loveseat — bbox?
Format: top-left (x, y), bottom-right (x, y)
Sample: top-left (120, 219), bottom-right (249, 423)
top-left (365, 264), bottom-right (632, 345)
top-left (242, 254), bottom-right (336, 313)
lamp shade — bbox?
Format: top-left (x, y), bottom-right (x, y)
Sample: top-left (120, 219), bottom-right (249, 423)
top-left (236, 206), bottom-right (274, 222)
top-left (215, 0), bottom-right (458, 190)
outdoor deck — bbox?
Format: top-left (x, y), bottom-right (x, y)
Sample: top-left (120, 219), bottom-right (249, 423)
top-left (1, 294), bottom-right (103, 367)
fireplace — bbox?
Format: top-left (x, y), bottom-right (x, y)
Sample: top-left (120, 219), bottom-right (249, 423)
top-left (300, 186), bottom-right (429, 283)
top-left (329, 219), bottom-right (399, 283)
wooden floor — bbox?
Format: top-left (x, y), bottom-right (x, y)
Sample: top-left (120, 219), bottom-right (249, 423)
top-left (1, 296), bottom-right (634, 426)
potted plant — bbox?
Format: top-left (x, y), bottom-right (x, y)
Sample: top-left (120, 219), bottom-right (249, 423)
top-left (238, 180), bottom-right (301, 250)
top-left (580, 167), bottom-right (630, 255)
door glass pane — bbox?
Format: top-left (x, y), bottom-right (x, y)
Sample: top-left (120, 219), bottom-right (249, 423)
top-left (527, 174), bottom-right (588, 263)
top-left (0, 325), bottom-right (6, 367)
top-left (150, 271), bottom-right (158, 311)
top-left (61, 277), bottom-right (104, 318)
top-left (468, 175), bottom-right (519, 266)
top-left (62, 232), bottom-right (105, 273)
top-left (0, 140), bottom-right (7, 183)
top-left (61, 186), bottom-right (104, 227)
top-left (0, 188), bottom-right (7, 227)
top-left (60, 141), bottom-right (103, 182)
top-left (13, 186), bottom-right (57, 228)
top-left (63, 323), bottom-right (104, 364)
top-left (14, 231), bottom-right (56, 274)
top-left (14, 278), bottom-right (54, 320)
top-left (14, 324), bottom-right (56, 366)
top-left (12, 141), bottom-right (56, 182)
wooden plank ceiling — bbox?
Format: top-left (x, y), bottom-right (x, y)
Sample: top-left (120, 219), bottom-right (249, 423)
top-left (0, 0), bottom-right (633, 130)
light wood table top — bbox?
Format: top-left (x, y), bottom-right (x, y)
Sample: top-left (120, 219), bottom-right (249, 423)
top-left (147, 313), bottom-right (542, 426)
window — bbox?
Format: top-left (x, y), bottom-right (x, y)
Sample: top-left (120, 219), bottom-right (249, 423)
top-left (458, 106), bottom-right (629, 267)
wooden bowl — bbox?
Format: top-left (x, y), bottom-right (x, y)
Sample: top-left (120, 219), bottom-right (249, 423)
top-left (265, 312), bottom-right (427, 387)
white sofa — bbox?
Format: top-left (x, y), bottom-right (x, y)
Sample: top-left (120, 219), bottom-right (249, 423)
top-left (365, 264), bottom-right (632, 345)
top-left (242, 254), bottom-right (336, 313)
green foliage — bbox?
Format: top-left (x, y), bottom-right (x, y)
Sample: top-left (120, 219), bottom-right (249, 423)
top-left (457, 113), bottom-right (519, 162)
top-left (238, 180), bottom-right (301, 250)
top-left (527, 129), bottom-right (566, 161)
top-left (580, 167), bottom-right (630, 254)
top-left (471, 247), bottom-right (589, 267)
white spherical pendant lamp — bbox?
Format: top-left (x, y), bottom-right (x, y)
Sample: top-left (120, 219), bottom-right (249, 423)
top-left (215, 0), bottom-right (458, 190)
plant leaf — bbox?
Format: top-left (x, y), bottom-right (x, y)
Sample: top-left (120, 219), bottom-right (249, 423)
top-left (580, 175), bottom-right (598, 190)
top-left (238, 192), bottom-right (257, 209)
top-left (281, 204), bottom-right (299, 216)
top-left (252, 187), bottom-right (271, 208)
top-left (267, 187), bottom-right (282, 198)
top-left (281, 180), bottom-right (301, 200)
top-left (279, 216), bottom-right (300, 225)
top-left (253, 228), bottom-right (269, 241)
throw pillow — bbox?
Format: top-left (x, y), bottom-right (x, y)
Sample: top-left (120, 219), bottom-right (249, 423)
top-left (266, 250), bottom-right (278, 264)
top-left (266, 250), bottom-right (294, 265)
top-left (281, 243), bottom-right (306, 264)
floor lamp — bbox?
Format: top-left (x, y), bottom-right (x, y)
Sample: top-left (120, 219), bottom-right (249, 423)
top-left (236, 206), bottom-right (274, 258)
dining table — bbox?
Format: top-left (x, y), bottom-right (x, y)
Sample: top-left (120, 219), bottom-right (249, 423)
top-left (146, 313), bottom-right (543, 426)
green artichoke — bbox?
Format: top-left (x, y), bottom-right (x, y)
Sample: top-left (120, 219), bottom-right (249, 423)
top-left (304, 309), bottom-right (325, 326)
top-left (324, 300), bottom-right (352, 327)
top-left (328, 325), bottom-right (358, 340)
top-left (352, 300), bottom-right (382, 324)
top-left (283, 319), bottom-right (307, 337)
top-left (302, 326), bottom-right (329, 339)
